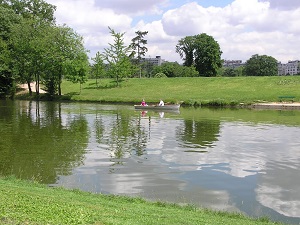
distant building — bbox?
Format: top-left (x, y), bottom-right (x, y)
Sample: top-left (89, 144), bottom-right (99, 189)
top-left (277, 62), bottom-right (286, 75)
top-left (278, 60), bottom-right (300, 75)
top-left (285, 60), bottom-right (300, 75)
top-left (223, 60), bottom-right (244, 68)
top-left (140, 56), bottom-right (165, 66)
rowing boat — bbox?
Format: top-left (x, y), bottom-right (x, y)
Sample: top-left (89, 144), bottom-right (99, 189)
top-left (134, 104), bottom-right (180, 110)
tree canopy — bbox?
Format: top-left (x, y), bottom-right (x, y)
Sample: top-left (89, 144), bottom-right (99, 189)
top-left (102, 27), bottom-right (133, 86)
top-left (0, 0), bottom-right (89, 98)
top-left (244, 54), bottom-right (278, 76)
top-left (176, 33), bottom-right (222, 77)
top-left (130, 30), bottom-right (148, 78)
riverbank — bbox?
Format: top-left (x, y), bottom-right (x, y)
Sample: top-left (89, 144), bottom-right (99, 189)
top-left (16, 77), bottom-right (300, 108)
top-left (0, 177), bottom-right (282, 225)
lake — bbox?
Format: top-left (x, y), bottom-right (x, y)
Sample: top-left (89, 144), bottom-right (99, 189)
top-left (0, 100), bottom-right (299, 224)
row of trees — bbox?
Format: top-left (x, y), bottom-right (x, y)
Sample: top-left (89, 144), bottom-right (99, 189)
top-left (91, 30), bottom-right (279, 80)
top-left (0, 0), bottom-right (89, 98)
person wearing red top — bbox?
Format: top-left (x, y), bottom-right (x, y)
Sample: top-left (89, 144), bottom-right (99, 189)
top-left (141, 99), bottom-right (147, 106)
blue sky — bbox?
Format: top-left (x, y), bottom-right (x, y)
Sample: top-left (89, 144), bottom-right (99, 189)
top-left (47, 0), bottom-right (300, 63)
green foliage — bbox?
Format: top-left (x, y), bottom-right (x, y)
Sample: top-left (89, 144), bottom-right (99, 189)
top-left (223, 68), bottom-right (239, 77)
top-left (176, 33), bottom-right (222, 77)
top-left (102, 27), bottom-right (134, 86)
top-left (244, 54), bottom-right (278, 76)
top-left (0, 6), bottom-right (22, 98)
top-left (130, 30), bottom-right (148, 60)
top-left (91, 51), bottom-right (106, 86)
top-left (0, 6), bottom-right (21, 41)
top-left (193, 33), bottom-right (223, 77)
top-left (31, 24), bottom-right (88, 96)
top-left (0, 41), bottom-right (15, 98)
top-left (176, 35), bottom-right (195, 67)
top-left (0, 0), bottom-right (56, 23)
top-left (130, 30), bottom-right (148, 78)
top-left (152, 62), bottom-right (198, 77)
top-left (1, 1), bottom-right (88, 97)
top-left (154, 72), bottom-right (167, 78)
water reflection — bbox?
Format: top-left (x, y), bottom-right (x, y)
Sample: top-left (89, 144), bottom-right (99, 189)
top-left (1, 100), bottom-right (300, 224)
top-left (177, 119), bottom-right (220, 149)
top-left (0, 100), bottom-right (88, 183)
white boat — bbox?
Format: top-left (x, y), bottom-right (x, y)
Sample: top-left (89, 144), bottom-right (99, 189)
top-left (134, 104), bottom-right (180, 110)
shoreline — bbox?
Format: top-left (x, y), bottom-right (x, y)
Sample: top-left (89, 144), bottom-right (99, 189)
top-left (251, 102), bottom-right (300, 110)
top-left (16, 82), bottom-right (300, 110)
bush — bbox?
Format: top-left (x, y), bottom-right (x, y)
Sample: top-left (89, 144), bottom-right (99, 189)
top-left (154, 72), bottom-right (167, 78)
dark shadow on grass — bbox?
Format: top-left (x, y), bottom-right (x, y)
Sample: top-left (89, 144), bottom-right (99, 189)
top-left (64, 92), bottom-right (80, 96)
top-left (84, 82), bottom-right (119, 90)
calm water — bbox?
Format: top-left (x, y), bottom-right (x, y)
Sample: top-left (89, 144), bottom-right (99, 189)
top-left (0, 100), bottom-right (300, 224)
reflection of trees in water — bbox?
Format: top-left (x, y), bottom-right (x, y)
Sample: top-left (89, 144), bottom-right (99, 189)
top-left (0, 101), bottom-right (88, 184)
top-left (177, 119), bottom-right (220, 150)
top-left (94, 110), bottom-right (149, 161)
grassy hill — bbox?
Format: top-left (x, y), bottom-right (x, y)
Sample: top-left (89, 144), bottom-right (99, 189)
top-left (59, 76), bottom-right (300, 106)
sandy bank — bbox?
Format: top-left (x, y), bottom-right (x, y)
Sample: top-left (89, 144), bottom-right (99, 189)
top-left (251, 102), bottom-right (300, 110)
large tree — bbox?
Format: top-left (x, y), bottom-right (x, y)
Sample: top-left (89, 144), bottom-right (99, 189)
top-left (175, 35), bottom-right (195, 67)
top-left (0, 6), bottom-right (21, 98)
top-left (176, 33), bottom-right (222, 77)
top-left (130, 30), bottom-right (148, 78)
top-left (41, 25), bottom-right (89, 96)
top-left (0, 0), bottom-right (56, 23)
top-left (102, 27), bottom-right (133, 86)
top-left (193, 33), bottom-right (223, 77)
top-left (1, 0), bottom-right (57, 96)
top-left (9, 18), bottom-right (50, 95)
top-left (244, 54), bottom-right (278, 76)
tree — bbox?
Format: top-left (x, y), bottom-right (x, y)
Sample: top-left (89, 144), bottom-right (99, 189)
top-left (10, 18), bottom-right (53, 95)
top-left (92, 51), bottom-right (106, 87)
top-left (130, 30), bottom-right (148, 78)
top-left (0, 6), bottom-right (21, 98)
top-left (175, 35), bottom-right (195, 67)
top-left (0, 39), bottom-right (14, 98)
top-left (1, 0), bottom-right (57, 96)
top-left (0, 0), bottom-right (56, 23)
top-left (244, 54), bottom-right (278, 76)
top-left (102, 27), bottom-right (133, 87)
top-left (41, 25), bottom-right (89, 96)
top-left (193, 34), bottom-right (223, 77)
top-left (176, 33), bottom-right (222, 77)
top-left (64, 51), bottom-right (89, 94)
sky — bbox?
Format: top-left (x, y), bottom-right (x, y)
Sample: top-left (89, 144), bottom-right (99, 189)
top-left (46, 0), bottom-right (300, 64)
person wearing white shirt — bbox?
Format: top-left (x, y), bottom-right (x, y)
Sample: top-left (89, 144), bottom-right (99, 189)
top-left (158, 99), bottom-right (164, 106)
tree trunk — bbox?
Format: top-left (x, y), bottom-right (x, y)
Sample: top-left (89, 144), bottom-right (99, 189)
top-left (27, 81), bottom-right (32, 96)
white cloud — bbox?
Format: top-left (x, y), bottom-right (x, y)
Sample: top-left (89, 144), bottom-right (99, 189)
top-left (261, 0), bottom-right (300, 10)
top-left (94, 0), bottom-right (167, 15)
top-left (47, 0), bottom-right (300, 63)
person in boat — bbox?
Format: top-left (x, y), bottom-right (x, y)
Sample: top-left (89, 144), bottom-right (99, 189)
top-left (141, 99), bottom-right (147, 106)
top-left (158, 99), bottom-right (164, 106)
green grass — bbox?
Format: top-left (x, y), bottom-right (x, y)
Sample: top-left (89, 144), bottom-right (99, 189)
top-left (54, 76), bottom-right (300, 106)
top-left (0, 177), bottom-right (283, 225)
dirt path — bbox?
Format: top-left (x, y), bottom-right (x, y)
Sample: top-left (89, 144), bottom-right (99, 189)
top-left (19, 82), bottom-right (46, 94)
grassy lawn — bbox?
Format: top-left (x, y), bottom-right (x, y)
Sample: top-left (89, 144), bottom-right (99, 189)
top-left (57, 76), bottom-right (300, 106)
top-left (0, 177), bottom-right (283, 225)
